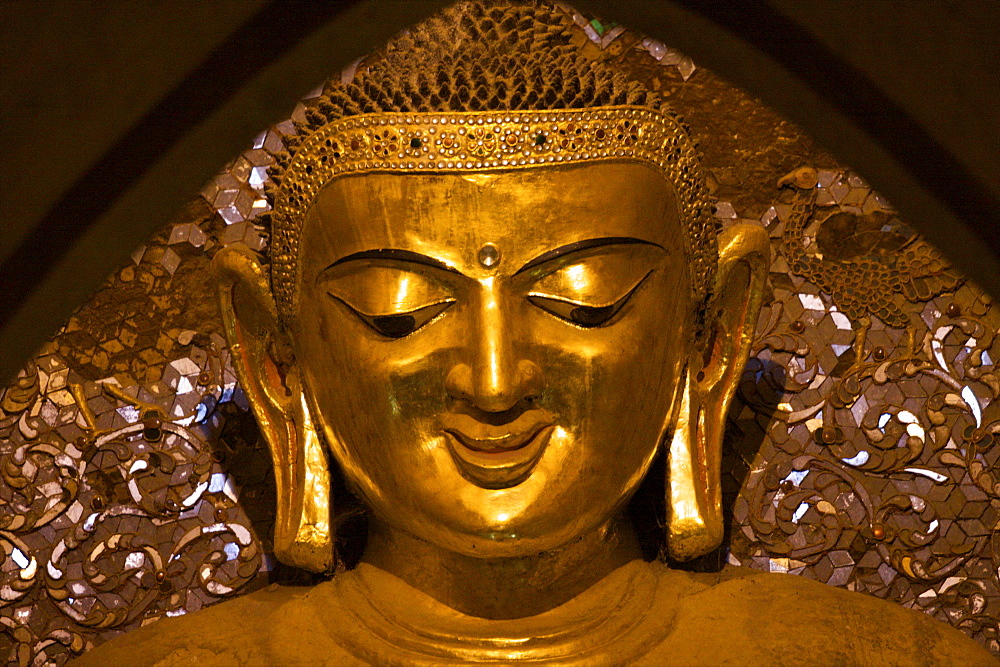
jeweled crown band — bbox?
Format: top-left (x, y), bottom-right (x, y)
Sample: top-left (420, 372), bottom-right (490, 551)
top-left (269, 106), bottom-right (716, 323)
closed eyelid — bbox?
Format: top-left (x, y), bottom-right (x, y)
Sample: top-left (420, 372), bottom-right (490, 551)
top-left (514, 237), bottom-right (664, 276)
top-left (329, 294), bottom-right (454, 338)
top-left (528, 270), bottom-right (653, 327)
top-left (320, 264), bottom-right (455, 317)
top-left (527, 269), bottom-right (654, 308)
top-left (522, 239), bottom-right (665, 310)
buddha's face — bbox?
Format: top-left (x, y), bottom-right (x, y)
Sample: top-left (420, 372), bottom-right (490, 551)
top-left (294, 161), bottom-right (691, 557)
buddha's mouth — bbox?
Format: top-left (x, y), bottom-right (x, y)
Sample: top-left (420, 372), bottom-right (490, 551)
top-left (441, 411), bottom-right (554, 489)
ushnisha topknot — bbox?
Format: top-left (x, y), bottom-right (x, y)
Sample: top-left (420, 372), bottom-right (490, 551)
top-left (259, 0), bottom-right (719, 325)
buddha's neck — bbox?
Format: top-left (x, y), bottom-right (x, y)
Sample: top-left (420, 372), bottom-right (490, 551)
top-left (361, 515), bottom-right (642, 620)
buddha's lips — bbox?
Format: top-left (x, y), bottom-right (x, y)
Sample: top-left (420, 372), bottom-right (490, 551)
top-left (440, 410), bottom-right (555, 489)
top-left (440, 411), bottom-right (553, 453)
top-left (444, 422), bottom-right (550, 453)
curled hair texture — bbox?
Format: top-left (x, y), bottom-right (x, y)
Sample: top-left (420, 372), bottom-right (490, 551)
top-left (260, 0), bottom-right (719, 320)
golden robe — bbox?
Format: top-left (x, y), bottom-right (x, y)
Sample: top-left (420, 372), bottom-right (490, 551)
top-left (75, 560), bottom-right (991, 665)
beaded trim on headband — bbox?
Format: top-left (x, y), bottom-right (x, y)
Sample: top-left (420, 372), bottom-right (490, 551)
top-left (269, 106), bottom-right (716, 322)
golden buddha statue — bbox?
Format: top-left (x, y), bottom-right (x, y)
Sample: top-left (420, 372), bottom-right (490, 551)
top-left (76, 2), bottom-right (989, 664)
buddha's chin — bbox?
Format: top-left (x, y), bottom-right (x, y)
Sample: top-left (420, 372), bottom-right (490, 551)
top-left (402, 501), bottom-right (611, 560)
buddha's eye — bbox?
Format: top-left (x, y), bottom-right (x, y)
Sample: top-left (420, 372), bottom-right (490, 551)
top-left (321, 264), bottom-right (456, 339)
top-left (527, 275), bottom-right (648, 328)
top-left (335, 299), bottom-right (454, 339)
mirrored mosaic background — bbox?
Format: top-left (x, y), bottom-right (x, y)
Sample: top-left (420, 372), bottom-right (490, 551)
top-left (3, 5), bottom-right (998, 663)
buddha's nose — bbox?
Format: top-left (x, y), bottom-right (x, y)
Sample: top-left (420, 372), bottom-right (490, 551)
top-left (445, 279), bottom-right (542, 413)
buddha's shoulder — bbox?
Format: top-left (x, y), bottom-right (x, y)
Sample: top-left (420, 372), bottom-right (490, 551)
top-left (71, 581), bottom-right (361, 667)
top-left (71, 565), bottom-right (994, 666)
top-left (643, 562), bottom-right (993, 665)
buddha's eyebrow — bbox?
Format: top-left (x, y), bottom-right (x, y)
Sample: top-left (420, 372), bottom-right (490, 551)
top-left (324, 249), bottom-right (459, 274)
top-left (514, 237), bottom-right (663, 276)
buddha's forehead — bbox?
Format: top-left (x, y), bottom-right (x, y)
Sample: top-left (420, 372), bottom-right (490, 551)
top-left (300, 161), bottom-right (681, 274)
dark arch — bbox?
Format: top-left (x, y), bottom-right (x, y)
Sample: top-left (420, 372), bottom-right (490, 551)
top-left (1, 0), bottom-right (997, 382)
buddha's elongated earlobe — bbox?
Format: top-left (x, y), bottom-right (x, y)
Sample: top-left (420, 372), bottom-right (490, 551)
top-left (667, 223), bottom-right (770, 561)
top-left (666, 367), bottom-right (718, 560)
top-left (213, 246), bottom-right (334, 573)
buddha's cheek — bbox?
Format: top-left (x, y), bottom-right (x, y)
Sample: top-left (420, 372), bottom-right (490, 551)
top-left (519, 319), bottom-right (682, 524)
top-left (296, 314), bottom-right (449, 505)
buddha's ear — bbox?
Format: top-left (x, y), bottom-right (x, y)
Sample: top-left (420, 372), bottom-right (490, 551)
top-left (213, 245), bottom-right (333, 573)
top-left (666, 223), bottom-right (769, 561)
